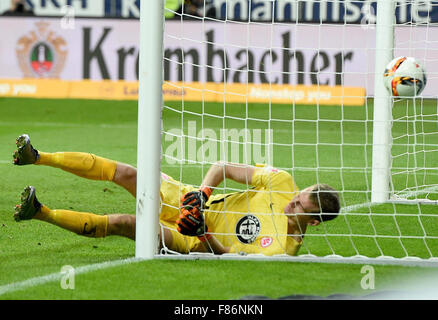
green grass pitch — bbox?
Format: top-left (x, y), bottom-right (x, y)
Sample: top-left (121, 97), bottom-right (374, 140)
top-left (0, 97), bottom-right (437, 300)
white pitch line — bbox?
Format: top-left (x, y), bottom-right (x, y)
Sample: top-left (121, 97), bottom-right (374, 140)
top-left (0, 196), bottom-right (433, 297)
top-left (340, 201), bottom-right (373, 213)
top-left (0, 257), bottom-right (143, 297)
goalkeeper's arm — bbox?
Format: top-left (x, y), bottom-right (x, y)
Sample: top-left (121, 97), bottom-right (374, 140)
top-left (198, 234), bottom-right (231, 254)
top-left (176, 208), bottom-right (231, 254)
top-left (181, 161), bottom-right (256, 214)
top-left (178, 162), bottom-right (256, 254)
top-left (200, 161), bottom-right (256, 190)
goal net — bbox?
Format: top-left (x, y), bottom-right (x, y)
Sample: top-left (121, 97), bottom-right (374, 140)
top-left (389, 2), bottom-right (438, 205)
top-left (140, 0), bottom-right (438, 265)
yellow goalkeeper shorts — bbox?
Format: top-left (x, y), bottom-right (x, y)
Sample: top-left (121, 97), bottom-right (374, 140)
top-left (159, 172), bottom-right (203, 253)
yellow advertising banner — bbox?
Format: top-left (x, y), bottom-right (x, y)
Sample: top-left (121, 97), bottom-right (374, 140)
top-left (163, 82), bottom-right (366, 106)
top-left (0, 79), bottom-right (365, 106)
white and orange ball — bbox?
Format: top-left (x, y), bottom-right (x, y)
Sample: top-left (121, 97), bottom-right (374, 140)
top-left (384, 56), bottom-right (427, 97)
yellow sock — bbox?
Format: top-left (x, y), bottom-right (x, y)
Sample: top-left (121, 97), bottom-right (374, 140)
top-left (35, 205), bottom-right (108, 238)
top-left (36, 152), bottom-right (117, 181)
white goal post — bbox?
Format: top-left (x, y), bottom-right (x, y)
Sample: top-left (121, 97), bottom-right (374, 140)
top-left (135, 0), bottom-right (164, 259)
top-left (371, 0), bottom-right (395, 204)
top-left (136, 0), bottom-right (438, 266)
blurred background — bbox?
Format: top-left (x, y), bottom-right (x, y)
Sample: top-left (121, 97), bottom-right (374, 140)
top-left (2, 0), bottom-right (437, 21)
top-left (0, 0), bottom-right (437, 97)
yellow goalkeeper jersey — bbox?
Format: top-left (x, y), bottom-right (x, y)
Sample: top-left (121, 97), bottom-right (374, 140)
top-left (159, 165), bottom-right (302, 256)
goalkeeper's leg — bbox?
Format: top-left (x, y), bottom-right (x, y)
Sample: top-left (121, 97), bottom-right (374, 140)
top-left (14, 186), bottom-right (110, 238)
top-left (37, 152), bottom-right (137, 197)
top-left (13, 186), bottom-right (172, 243)
top-left (13, 134), bottom-right (137, 197)
top-left (34, 209), bottom-right (168, 243)
top-left (36, 207), bottom-right (137, 240)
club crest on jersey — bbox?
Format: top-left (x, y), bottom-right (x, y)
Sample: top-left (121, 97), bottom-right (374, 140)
top-left (235, 215), bottom-right (261, 244)
top-left (260, 237), bottom-right (273, 248)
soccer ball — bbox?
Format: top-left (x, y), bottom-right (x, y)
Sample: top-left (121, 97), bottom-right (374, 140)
top-left (384, 56), bottom-right (427, 97)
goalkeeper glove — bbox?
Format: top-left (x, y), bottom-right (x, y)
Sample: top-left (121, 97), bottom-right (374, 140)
top-left (177, 208), bottom-right (212, 241)
top-left (180, 186), bottom-right (212, 215)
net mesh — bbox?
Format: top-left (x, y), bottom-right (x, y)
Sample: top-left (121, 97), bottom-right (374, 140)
top-left (390, 2), bottom-right (438, 203)
top-left (157, 0), bottom-right (438, 262)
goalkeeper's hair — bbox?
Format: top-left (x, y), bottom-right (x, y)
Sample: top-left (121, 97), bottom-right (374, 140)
top-left (309, 184), bottom-right (340, 222)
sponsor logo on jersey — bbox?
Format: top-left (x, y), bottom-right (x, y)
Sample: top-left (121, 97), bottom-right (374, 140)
top-left (235, 215), bottom-right (261, 244)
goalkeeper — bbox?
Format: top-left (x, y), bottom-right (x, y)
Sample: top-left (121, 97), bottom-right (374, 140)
top-left (12, 134), bottom-right (340, 256)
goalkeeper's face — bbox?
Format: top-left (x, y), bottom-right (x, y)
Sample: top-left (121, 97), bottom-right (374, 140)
top-left (284, 187), bottom-right (321, 223)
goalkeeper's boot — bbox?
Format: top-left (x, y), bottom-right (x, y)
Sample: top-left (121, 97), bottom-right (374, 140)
top-left (13, 134), bottom-right (40, 165)
top-left (14, 186), bottom-right (42, 222)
